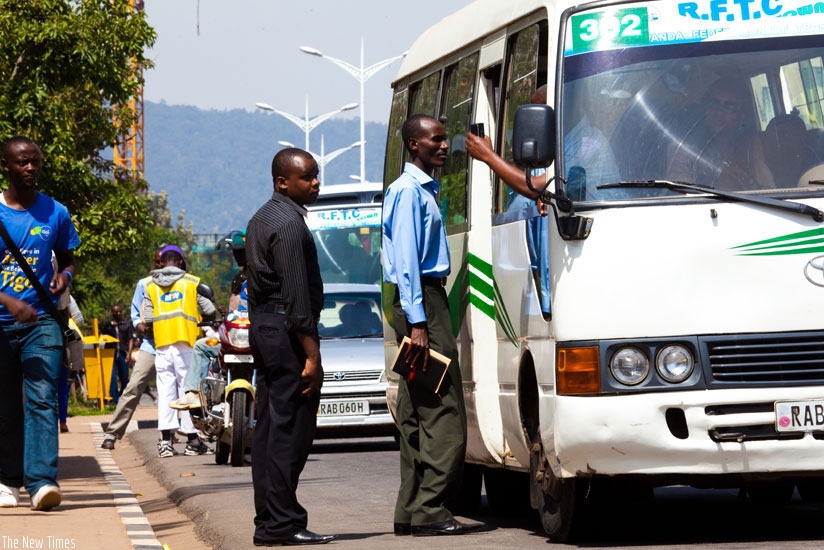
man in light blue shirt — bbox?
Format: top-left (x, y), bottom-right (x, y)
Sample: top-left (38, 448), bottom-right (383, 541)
top-left (382, 114), bottom-right (484, 537)
top-left (382, 166), bottom-right (450, 326)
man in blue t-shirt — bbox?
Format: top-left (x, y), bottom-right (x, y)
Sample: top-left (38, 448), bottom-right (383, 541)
top-left (0, 137), bottom-right (80, 512)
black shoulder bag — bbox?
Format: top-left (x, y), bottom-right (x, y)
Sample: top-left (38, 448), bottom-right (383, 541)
top-left (0, 218), bottom-right (77, 344)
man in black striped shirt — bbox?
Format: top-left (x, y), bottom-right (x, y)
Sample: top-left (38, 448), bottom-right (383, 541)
top-left (245, 148), bottom-right (334, 547)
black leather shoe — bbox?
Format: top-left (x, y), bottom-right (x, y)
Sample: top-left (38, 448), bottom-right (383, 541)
top-left (283, 529), bottom-right (336, 545)
top-left (253, 530), bottom-right (336, 547)
top-left (100, 438), bottom-right (116, 450)
top-left (412, 519), bottom-right (487, 536)
top-left (394, 522), bottom-right (412, 536)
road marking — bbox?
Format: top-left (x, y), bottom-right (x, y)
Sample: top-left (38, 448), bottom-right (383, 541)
top-left (92, 423), bottom-right (164, 549)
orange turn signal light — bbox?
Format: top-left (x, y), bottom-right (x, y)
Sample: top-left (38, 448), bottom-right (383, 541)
top-left (557, 346), bottom-right (601, 395)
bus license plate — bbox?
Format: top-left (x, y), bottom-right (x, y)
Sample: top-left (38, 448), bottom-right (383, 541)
top-left (318, 400), bottom-right (370, 417)
top-left (775, 400), bottom-right (824, 432)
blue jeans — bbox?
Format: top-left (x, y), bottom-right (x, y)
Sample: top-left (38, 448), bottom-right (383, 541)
top-left (58, 363), bottom-right (69, 424)
top-left (0, 315), bottom-right (62, 494)
top-left (109, 350), bottom-right (130, 403)
top-left (183, 337), bottom-right (218, 393)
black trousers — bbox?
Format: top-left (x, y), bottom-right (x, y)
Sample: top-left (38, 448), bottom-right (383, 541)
top-left (250, 310), bottom-right (320, 542)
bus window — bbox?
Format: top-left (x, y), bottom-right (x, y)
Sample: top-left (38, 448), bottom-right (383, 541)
top-left (438, 53), bottom-right (478, 231)
top-left (384, 89), bottom-right (409, 187)
top-left (497, 23), bottom-right (546, 214)
top-left (750, 73), bottom-right (775, 131)
top-left (313, 226), bottom-right (381, 285)
top-left (599, 41), bottom-right (824, 192)
top-left (409, 72), bottom-right (441, 118)
top-left (780, 56), bottom-right (824, 130)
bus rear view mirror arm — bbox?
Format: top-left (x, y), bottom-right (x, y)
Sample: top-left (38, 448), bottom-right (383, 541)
top-left (525, 171), bottom-right (592, 241)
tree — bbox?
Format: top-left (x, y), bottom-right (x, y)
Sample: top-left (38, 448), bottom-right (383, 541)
top-left (71, 190), bottom-right (194, 324)
top-left (0, 1), bottom-right (167, 325)
top-left (0, 0), bottom-right (157, 255)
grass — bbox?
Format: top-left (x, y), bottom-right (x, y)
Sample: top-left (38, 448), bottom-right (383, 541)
top-left (67, 392), bottom-right (116, 417)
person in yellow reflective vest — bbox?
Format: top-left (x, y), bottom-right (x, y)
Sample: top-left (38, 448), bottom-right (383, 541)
top-left (140, 245), bottom-right (216, 458)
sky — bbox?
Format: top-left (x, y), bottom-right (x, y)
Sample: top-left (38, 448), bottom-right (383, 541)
top-left (143, 0), bottom-right (474, 123)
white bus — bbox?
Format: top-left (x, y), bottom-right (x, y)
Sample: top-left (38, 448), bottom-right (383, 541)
top-left (382, 0), bottom-right (824, 541)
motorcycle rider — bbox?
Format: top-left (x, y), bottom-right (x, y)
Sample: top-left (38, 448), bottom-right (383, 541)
top-left (141, 247), bottom-right (216, 457)
top-left (170, 232), bottom-right (247, 411)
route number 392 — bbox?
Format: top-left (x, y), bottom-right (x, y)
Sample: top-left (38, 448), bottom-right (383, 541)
top-left (571, 8), bottom-right (650, 52)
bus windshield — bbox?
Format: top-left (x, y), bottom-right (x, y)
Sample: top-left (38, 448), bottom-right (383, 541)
top-left (307, 205), bottom-right (382, 285)
top-left (560, 1), bottom-right (824, 201)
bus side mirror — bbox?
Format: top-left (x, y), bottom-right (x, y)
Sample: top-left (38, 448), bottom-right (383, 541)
top-left (512, 104), bottom-right (556, 168)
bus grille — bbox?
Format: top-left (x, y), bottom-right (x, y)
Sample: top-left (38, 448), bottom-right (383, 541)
top-left (706, 333), bottom-right (824, 384)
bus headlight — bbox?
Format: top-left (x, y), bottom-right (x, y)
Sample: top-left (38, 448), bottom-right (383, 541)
top-left (610, 347), bottom-right (649, 385)
top-left (656, 345), bottom-right (694, 383)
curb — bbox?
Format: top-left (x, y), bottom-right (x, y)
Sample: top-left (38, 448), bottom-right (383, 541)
top-left (91, 423), bottom-right (165, 550)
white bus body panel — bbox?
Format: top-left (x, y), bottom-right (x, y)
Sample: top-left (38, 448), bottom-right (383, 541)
top-left (550, 203), bottom-right (824, 341)
top-left (553, 387), bottom-right (824, 477)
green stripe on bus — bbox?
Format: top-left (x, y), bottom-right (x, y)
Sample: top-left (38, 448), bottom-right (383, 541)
top-left (738, 244), bottom-right (824, 256)
top-left (466, 252), bottom-right (517, 346)
top-left (468, 252), bottom-right (494, 279)
top-left (468, 270), bottom-right (493, 302)
top-left (733, 227), bottom-right (824, 255)
top-left (469, 293), bottom-right (495, 320)
top-left (448, 261), bottom-right (470, 337)
top-left (493, 280), bottom-right (518, 346)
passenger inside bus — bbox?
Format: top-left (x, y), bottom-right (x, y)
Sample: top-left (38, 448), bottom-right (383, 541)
top-left (667, 77), bottom-right (773, 191)
top-left (562, 79), bottom-right (622, 200)
top-left (316, 230), bottom-right (376, 284)
top-left (761, 113), bottom-right (821, 188)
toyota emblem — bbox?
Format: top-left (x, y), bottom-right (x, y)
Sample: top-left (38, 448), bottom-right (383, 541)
top-left (804, 255), bottom-right (824, 287)
top-left (333, 371), bottom-right (346, 381)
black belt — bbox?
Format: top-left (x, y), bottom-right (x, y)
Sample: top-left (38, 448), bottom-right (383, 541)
top-left (255, 303), bottom-right (286, 314)
top-left (421, 276), bottom-right (447, 287)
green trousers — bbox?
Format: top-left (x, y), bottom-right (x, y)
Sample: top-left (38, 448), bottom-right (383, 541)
top-left (392, 282), bottom-right (467, 526)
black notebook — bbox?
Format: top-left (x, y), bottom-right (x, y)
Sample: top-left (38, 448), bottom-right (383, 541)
top-left (390, 336), bottom-right (451, 394)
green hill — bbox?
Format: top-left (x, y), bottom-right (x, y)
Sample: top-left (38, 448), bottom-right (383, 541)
top-left (144, 101), bottom-right (388, 233)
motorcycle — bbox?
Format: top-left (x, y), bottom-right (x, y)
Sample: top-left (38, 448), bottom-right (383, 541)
top-left (191, 306), bottom-right (256, 467)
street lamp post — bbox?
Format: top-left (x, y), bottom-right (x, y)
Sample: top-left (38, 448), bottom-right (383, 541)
top-left (277, 137), bottom-right (362, 185)
top-left (300, 38), bottom-right (406, 184)
top-left (255, 96), bottom-right (357, 150)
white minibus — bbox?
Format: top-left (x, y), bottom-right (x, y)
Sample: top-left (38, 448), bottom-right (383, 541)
top-left (383, 0), bottom-right (824, 541)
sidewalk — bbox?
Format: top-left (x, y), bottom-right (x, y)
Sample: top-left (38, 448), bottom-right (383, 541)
top-left (0, 400), bottom-right (200, 550)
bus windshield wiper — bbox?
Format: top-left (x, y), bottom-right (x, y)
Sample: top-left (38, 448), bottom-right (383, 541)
top-left (599, 180), bottom-right (824, 222)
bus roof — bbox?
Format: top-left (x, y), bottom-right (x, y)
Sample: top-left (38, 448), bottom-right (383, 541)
top-left (318, 182), bottom-right (382, 196)
top-left (393, 0), bottom-right (551, 84)
top-left (310, 182), bottom-right (384, 209)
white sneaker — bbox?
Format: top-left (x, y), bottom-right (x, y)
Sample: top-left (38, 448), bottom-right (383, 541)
top-left (169, 391), bottom-right (203, 410)
top-left (0, 482), bottom-right (19, 508)
top-left (30, 484), bottom-right (61, 511)
top-left (157, 440), bottom-right (175, 458)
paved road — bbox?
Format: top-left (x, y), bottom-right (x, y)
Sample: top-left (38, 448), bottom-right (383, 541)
top-left (127, 427), bottom-right (824, 549)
